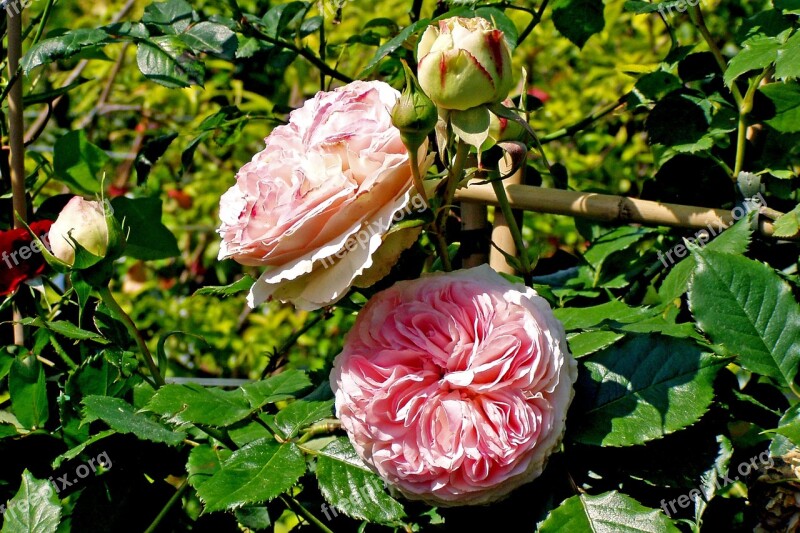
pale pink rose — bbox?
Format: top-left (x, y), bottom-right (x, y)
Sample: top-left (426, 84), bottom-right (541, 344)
top-left (218, 80), bottom-right (427, 310)
top-left (331, 265), bottom-right (578, 506)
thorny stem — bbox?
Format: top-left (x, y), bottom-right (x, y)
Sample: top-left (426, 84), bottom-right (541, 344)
top-left (491, 178), bottom-right (533, 283)
top-left (280, 494), bottom-right (336, 533)
top-left (143, 479), bottom-right (189, 533)
top-left (97, 287), bottom-right (165, 388)
top-left (434, 140), bottom-right (469, 271)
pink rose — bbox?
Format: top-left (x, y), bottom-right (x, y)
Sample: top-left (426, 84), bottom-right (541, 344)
top-left (218, 80), bottom-right (427, 310)
top-left (331, 265), bottom-right (577, 506)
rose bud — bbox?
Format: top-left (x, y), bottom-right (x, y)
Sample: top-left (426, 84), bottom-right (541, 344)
top-left (417, 17), bottom-right (514, 111)
top-left (49, 197), bottom-right (110, 266)
top-left (391, 61), bottom-right (438, 155)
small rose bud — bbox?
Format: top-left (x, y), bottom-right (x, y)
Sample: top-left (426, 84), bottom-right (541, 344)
top-left (391, 61), bottom-right (438, 154)
top-left (49, 197), bottom-right (109, 265)
top-left (417, 17), bottom-right (514, 111)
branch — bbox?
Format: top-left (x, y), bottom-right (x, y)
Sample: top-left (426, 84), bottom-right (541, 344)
top-left (455, 182), bottom-right (789, 239)
top-left (8, 0), bottom-right (27, 345)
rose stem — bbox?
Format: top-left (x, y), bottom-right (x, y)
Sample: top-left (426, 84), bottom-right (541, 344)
top-left (143, 479), bottom-right (189, 533)
top-left (97, 286), bottom-right (166, 388)
top-left (279, 495), bottom-right (336, 533)
top-left (434, 140), bottom-right (470, 271)
top-left (491, 176), bottom-right (533, 283)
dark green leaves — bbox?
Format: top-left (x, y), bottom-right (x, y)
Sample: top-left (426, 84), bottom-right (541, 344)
top-left (110, 197), bottom-right (179, 260)
top-left (53, 131), bottom-right (109, 195)
top-left (181, 22), bottom-right (237, 58)
top-left (1, 471), bottom-right (62, 533)
top-left (136, 36), bottom-right (204, 88)
top-left (142, 0), bottom-right (194, 35)
top-left (274, 399), bottom-right (334, 439)
top-left (147, 384), bottom-right (252, 427)
top-left (196, 439), bottom-right (306, 512)
top-left (552, 0), bottom-right (605, 49)
top-left (82, 396), bottom-right (186, 446)
top-left (760, 82), bottom-right (800, 133)
top-left (9, 356), bottom-right (49, 430)
top-left (689, 250), bottom-right (800, 389)
top-left (147, 370), bottom-right (312, 427)
top-left (539, 491), bottom-right (679, 532)
top-left (316, 438), bottom-right (405, 524)
top-left (573, 335), bottom-right (722, 446)
top-left (22, 29), bottom-right (111, 74)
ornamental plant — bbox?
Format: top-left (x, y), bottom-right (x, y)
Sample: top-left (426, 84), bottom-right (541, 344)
top-left (0, 1), bottom-right (799, 532)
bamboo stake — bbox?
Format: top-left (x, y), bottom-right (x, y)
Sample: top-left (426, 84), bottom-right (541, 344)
top-left (455, 182), bottom-right (785, 238)
top-left (8, 0), bottom-right (27, 345)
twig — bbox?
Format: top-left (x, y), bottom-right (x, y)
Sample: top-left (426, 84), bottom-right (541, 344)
top-left (76, 43), bottom-right (129, 130)
top-left (8, 0), bottom-right (27, 346)
top-left (455, 182), bottom-right (790, 239)
top-left (279, 495), bottom-right (335, 533)
top-left (540, 94), bottom-right (627, 144)
top-left (143, 479), bottom-right (189, 533)
top-left (517, 0), bottom-right (549, 44)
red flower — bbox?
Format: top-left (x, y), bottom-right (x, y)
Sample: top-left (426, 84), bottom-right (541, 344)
top-left (0, 220), bottom-right (53, 296)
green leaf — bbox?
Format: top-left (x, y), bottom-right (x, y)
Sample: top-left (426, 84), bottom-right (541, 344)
top-left (18, 318), bottom-right (109, 344)
top-left (23, 78), bottom-right (91, 106)
top-left (261, 2), bottom-right (309, 39)
top-left (774, 404), bottom-right (800, 446)
top-left (624, 0), bottom-right (683, 14)
top-left (53, 131), bottom-right (109, 195)
top-left (194, 275), bottom-right (255, 298)
top-left (760, 82), bottom-right (800, 133)
top-left (567, 331), bottom-right (625, 358)
top-left (0, 424), bottom-right (18, 439)
top-left (694, 436), bottom-right (734, 525)
top-left (147, 384), bottom-right (251, 427)
top-left (241, 370), bottom-right (313, 408)
top-left (555, 300), bottom-right (654, 330)
top-left (360, 19), bottom-right (430, 77)
top-left (134, 133), bottom-right (178, 184)
top-left (21, 28), bottom-right (110, 74)
top-left (573, 335), bottom-right (722, 447)
top-left (136, 36), bottom-right (204, 89)
top-left (552, 0), bottom-right (605, 49)
top-left (0, 350), bottom-right (14, 381)
top-left (316, 438), bottom-right (404, 524)
top-left (724, 35), bottom-right (781, 86)
top-left (775, 0), bottom-right (800, 14)
top-left (111, 196), bottom-right (179, 260)
top-left (180, 21), bottom-right (237, 58)
top-left (659, 213), bottom-right (755, 302)
top-left (773, 204), bottom-right (800, 238)
top-left (9, 356), bottom-right (49, 430)
top-left (196, 439), bottom-right (306, 512)
top-left (776, 31), bottom-right (800, 80)
top-left (142, 0), bottom-right (194, 34)
top-left (274, 399), bottom-right (334, 439)
top-left (82, 396), bottom-right (186, 446)
top-left (187, 444), bottom-right (231, 490)
top-left (53, 429), bottom-right (115, 468)
top-left (689, 250), bottom-right (800, 388)
top-left (539, 491), bottom-right (679, 532)
top-left (1, 470), bottom-right (61, 533)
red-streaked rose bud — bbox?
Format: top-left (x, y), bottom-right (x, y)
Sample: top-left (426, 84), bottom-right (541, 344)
top-left (417, 17), bottom-right (514, 111)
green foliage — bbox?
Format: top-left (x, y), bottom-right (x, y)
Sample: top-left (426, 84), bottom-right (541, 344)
top-left (1, 0), bottom-right (799, 531)
top-left (1, 471), bottom-right (62, 533)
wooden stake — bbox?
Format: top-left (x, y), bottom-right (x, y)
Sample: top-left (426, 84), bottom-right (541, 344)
top-left (456, 182), bottom-right (785, 238)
